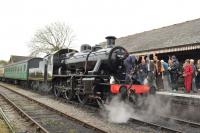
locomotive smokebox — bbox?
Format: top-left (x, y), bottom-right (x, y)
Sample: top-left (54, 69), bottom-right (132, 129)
top-left (105, 36), bottom-right (116, 48)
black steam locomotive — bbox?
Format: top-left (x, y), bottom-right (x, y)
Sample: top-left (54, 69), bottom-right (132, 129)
top-left (27, 36), bottom-right (129, 104)
top-left (1, 36), bottom-right (153, 105)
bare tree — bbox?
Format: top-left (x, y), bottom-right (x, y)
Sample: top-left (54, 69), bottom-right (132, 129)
top-left (0, 60), bottom-right (7, 66)
top-left (29, 22), bottom-right (75, 56)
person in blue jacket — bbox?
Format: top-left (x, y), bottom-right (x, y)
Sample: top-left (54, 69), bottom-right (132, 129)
top-left (124, 55), bottom-right (137, 83)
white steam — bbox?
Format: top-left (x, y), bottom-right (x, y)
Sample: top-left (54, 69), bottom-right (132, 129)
top-left (103, 96), bottom-right (134, 123)
top-left (101, 94), bottom-right (173, 124)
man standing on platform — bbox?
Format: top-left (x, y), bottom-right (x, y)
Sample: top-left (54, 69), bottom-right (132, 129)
top-left (146, 55), bottom-right (157, 89)
top-left (124, 54), bottom-right (137, 84)
top-left (168, 55), bottom-right (179, 92)
top-left (196, 60), bottom-right (200, 90)
top-left (138, 56), bottom-right (148, 84)
top-left (161, 60), bottom-right (170, 91)
top-left (190, 59), bottom-right (197, 93)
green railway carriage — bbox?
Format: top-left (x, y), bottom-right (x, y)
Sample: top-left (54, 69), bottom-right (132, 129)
top-left (4, 61), bottom-right (28, 80)
top-left (4, 58), bottom-right (43, 81)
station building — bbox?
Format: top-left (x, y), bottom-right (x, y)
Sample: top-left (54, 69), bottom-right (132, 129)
top-left (8, 55), bottom-right (32, 64)
top-left (103, 18), bottom-right (200, 63)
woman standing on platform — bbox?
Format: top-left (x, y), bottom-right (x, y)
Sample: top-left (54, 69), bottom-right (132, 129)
top-left (196, 60), bottom-right (200, 90)
top-left (183, 59), bottom-right (193, 93)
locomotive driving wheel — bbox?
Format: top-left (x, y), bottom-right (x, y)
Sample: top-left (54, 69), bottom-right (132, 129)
top-left (63, 77), bottom-right (75, 100)
top-left (53, 86), bottom-right (61, 97)
top-left (63, 86), bottom-right (74, 100)
top-left (53, 81), bottom-right (62, 97)
top-left (77, 90), bottom-right (89, 104)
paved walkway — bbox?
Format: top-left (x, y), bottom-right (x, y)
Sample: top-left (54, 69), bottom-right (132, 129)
top-left (157, 90), bottom-right (200, 100)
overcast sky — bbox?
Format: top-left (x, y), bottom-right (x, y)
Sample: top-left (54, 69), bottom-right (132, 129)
top-left (0, 0), bottom-right (200, 60)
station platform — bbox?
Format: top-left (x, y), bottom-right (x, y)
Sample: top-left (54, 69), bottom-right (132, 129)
top-left (157, 91), bottom-right (200, 100)
top-left (156, 90), bottom-right (200, 106)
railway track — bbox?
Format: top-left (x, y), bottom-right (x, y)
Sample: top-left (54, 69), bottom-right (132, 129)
top-left (0, 107), bottom-right (14, 133)
top-left (1, 82), bottom-right (200, 133)
top-left (129, 116), bottom-right (200, 133)
top-left (129, 109), bottom-right (200, 133)
top-left (0, 92), bottom-right (48, 133)
top-left (157, 115), bottom-right (200, 133)
top-left (0, 85), bottom-right (106, 133)
top-left (129, 117), bottom-right (182, 133)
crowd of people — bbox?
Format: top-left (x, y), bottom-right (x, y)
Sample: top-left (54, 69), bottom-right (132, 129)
top-left (124, 53), bottom-right (200, 94)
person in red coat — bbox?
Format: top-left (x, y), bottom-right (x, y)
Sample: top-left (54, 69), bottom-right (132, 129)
top-left (183, 59), bottom-right (193, 93)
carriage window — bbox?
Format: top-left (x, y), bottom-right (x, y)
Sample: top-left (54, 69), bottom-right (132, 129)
top-left (24, 64), bottom-right (26, 71)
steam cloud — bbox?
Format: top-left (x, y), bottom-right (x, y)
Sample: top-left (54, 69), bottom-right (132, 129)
top-left (102, 96), bottom-right (134, 123)
top-left (101, 94), bottom-right (173, 123)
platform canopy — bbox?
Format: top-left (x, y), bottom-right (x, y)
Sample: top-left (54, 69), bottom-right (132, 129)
top-left (100, 18), bottom-right (200, 56)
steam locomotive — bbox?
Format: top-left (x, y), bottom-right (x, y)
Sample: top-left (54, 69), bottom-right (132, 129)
top-left (0, 36), bottom-right (155, 105)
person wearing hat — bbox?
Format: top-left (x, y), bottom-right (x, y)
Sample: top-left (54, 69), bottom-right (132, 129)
top-left (168, 55), bottom-right (180, 91)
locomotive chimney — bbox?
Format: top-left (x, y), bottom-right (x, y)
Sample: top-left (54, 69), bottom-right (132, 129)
top-left (105, 36), bottom-right (116, 48)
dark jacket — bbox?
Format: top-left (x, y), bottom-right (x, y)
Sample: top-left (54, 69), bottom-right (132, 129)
top-left (169, 60), bottom-right (179, 74)
top-left (124, 55), bottom-right (137, 73)
top-left (138, 63), bottom-right (148, 77)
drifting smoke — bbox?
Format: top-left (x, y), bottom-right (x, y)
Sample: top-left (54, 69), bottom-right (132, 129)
top-left (102, 96), bottom-right (135, 123)
top-left (101, 94), bottom-right (173, 123)
top-left (136, 95), bottom-right (172, 121)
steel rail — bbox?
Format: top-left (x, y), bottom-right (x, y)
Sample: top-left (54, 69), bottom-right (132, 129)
top-left (159, 115), bottom-right (200, 128)
top-left (0, 107), bottom-right (15, 133)
top-left (0, 92), bottom-right (49, 133)
top-left (129, 117), bottom-right (182, 133)
top-left (0, 84), bottom-right (107, 133)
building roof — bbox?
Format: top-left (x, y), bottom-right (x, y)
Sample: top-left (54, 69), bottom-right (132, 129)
top-left (101, 18), bottom-right (200, 55)
top-left (9, 55), bottom-right (32, 64)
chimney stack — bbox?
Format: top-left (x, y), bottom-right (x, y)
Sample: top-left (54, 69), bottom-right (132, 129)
top-left (105, 36), bottom-right (116, 48)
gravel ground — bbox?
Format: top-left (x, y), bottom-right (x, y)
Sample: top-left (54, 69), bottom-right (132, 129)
top-left (0, 118), bottom-right (10, 133)
top-left (0, 82), bottom-right (157, 133)
top-left (0, 95), bottom-right (36, 132)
